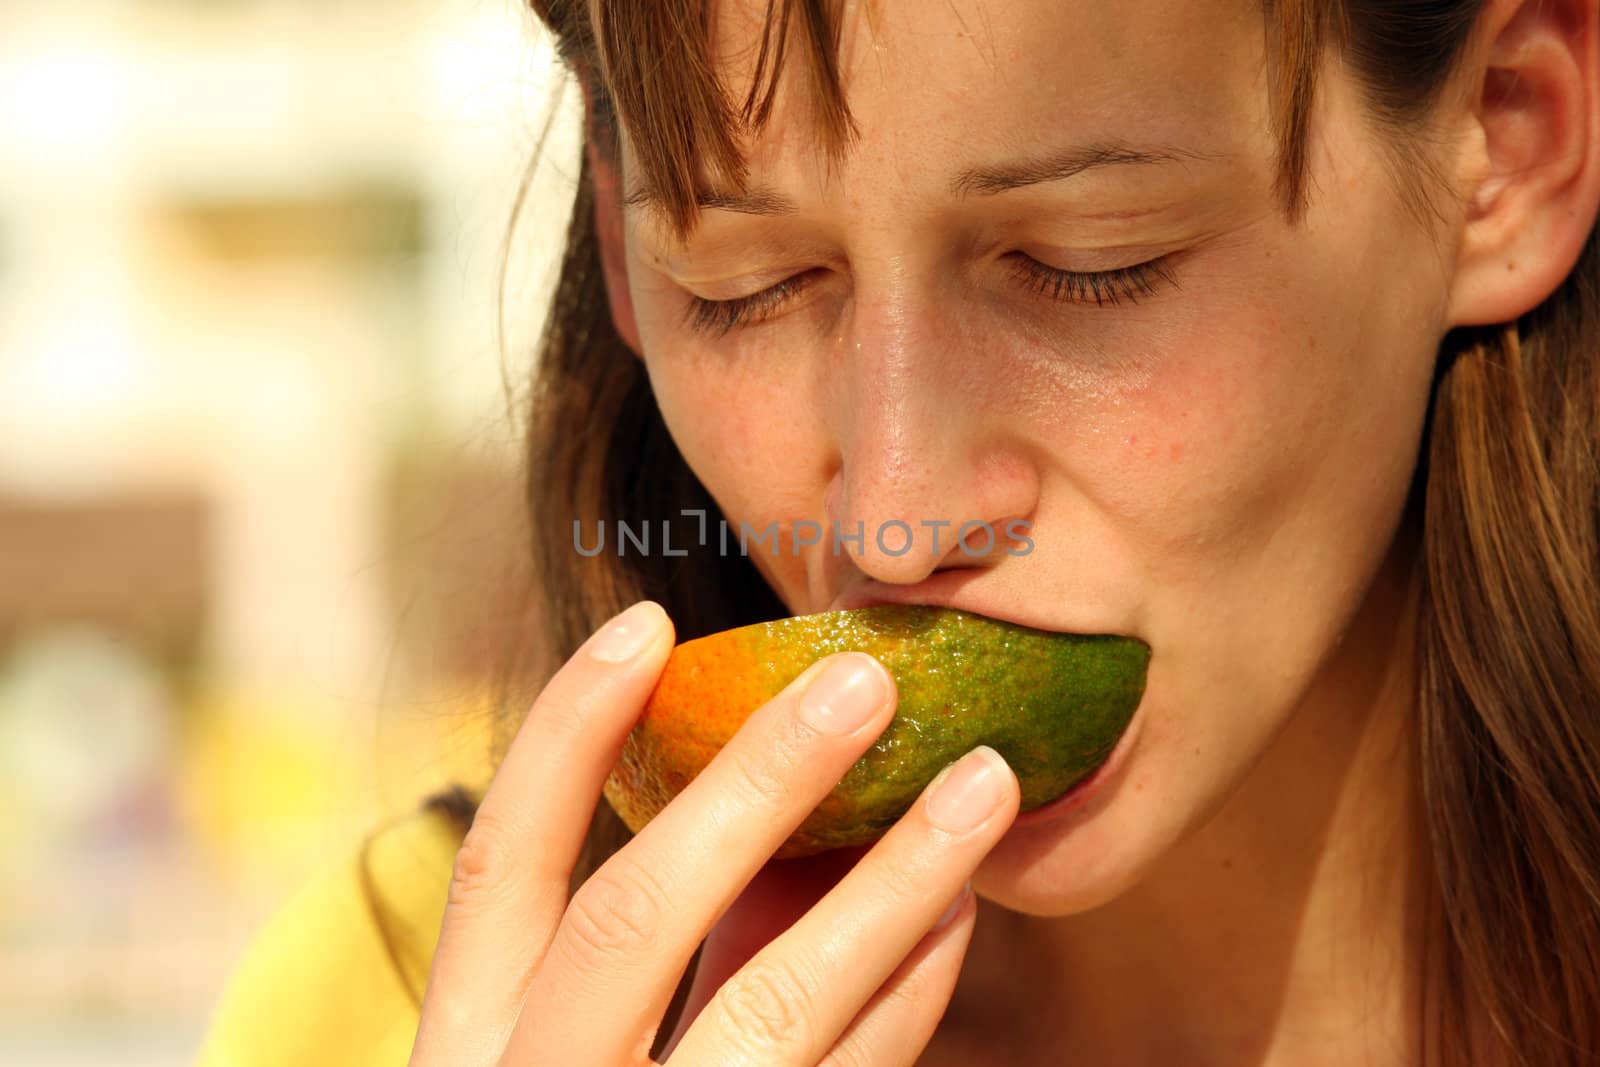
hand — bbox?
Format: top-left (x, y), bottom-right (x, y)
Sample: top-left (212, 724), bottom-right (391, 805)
top-left (407, 599), bottom-right (1020, 1066)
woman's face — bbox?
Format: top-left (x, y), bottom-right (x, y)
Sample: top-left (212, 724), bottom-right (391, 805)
top-left (613, 0), bottom-right (1454, 910)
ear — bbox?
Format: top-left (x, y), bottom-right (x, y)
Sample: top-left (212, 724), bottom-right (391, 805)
top-left (579, 77), bottom-right (645, 357)
top-left (1447, 0), bottom-right (1600, 327)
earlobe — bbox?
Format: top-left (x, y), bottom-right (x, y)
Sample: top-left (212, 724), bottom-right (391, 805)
top-left (1447, 0), bottom-right (1600, 327)
top-left (581, 90), bottom-right (645, 358)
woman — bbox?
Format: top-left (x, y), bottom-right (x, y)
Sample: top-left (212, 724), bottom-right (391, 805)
top-left (198, 0), bottom-right (1600, 1064)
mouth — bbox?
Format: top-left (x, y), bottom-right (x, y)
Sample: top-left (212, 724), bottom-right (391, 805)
top-left (827, 573), bottom-right (1148, 827)
top-left (827, 572), bottom-right (1130, 639)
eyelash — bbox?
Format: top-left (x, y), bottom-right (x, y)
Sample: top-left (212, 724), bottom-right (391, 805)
top-left (1007, 254), bottom-right (1179, 307)
top-left (682, 255), bottom-right (1180, 338)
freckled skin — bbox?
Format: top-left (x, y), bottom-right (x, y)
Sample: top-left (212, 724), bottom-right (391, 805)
top-left (595, 0), bottom-right (1525, 1056)
top-left (618, 0), bottom-right (1451, 922)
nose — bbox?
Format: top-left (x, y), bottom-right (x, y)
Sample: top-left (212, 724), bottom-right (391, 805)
top-left (820, 284), bottom-right (1040, 587)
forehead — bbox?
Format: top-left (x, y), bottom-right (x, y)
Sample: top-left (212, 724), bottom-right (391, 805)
top-left (621, 0), bottom-right (1269, 203)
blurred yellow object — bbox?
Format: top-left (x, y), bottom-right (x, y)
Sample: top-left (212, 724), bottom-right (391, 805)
top-left (193, 798), bottom-right (468, 1067)
top-left (179, 686), bottom-right (352, 868)
top-left (177, 679), bottom-right (496, 888)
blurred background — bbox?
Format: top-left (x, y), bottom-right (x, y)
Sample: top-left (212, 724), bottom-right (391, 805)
top-left (0, 1), bottom-right (581, 1062)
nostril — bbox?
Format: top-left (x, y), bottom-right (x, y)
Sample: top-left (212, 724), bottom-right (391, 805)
top-left (950, 517), bottom-right (1027, 562)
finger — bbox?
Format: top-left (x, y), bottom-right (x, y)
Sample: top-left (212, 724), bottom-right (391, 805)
top-left (506, 649), bottom-right (898, 1066)
top-left (821, 885), bottom-right (976, 1067)
top-left (653, 843), bottom-right (880, 1059)
top-left (655, 880), bottom-right (976, 1065)
top-left (410, 599), bottom-right (674, 1067)
top-left (667, 745), bottom-right (1018, 1067)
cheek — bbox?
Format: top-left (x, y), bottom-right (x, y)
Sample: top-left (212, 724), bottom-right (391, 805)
top-left (1074, 316), bottom-right (1333, 580)
top-left (648, 361), bottom-right (829, 610)
top-left (639, 335), bottom-right (822, 542)
top-left (1047, 233), bottom-right (1428, 605)
top-left (1063, 243), bottom-right (1437, 844)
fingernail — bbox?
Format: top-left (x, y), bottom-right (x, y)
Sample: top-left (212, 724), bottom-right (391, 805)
top-left (933, 880), bottom-right (973, 931)
top-left (925, 746), bottom-right (1008, 832)
top-left (587, 601), bottom-right (662, 663)
top-left (796, 653), bottom-right (889, 736)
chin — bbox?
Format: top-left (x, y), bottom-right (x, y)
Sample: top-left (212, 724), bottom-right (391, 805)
top-left (809, 578), bottom-right (1169, 911)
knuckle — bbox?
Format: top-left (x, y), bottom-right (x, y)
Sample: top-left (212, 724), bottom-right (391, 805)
top-left (881, 864), bottom-right (931, 912)
top-left (816, 965), bottom-right (941, 1067)
top-left (721, 729), bottom-right (800, 810)
top-left (447, 813), bottom-right (518, 913)
top-left (556, 860), bottom-right (668, 972)
top-left (530, 686), bottom-right (589, 741)
top-left (709, 956), bottom-right (820, 1054)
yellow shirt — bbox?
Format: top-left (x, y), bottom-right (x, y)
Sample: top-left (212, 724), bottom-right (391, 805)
top-left (194, 802), bottom-right (468, 1067)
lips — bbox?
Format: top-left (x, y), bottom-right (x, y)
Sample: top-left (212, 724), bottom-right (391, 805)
top-left (827, 572), bottom-right (1119, 638)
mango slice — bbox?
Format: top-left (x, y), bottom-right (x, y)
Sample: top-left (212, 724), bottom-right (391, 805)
top-left (602, 604), bottom-right (1150, 858)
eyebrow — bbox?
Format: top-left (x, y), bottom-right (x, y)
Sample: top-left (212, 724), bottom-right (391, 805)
top-left (622, 140), bottom-right (1226, 217)
top-left (623, 185), bottom-right (798, 217)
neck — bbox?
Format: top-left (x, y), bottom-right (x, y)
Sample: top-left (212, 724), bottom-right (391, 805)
top-left (959, 535), bottom-right (1434, 1067)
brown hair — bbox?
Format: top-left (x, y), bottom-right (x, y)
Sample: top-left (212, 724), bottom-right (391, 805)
top-left (394, 1), bottom-right (1600, 1062)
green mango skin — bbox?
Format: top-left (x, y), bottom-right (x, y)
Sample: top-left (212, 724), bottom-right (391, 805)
top-left (603, 604), bottom-right (1151, 858)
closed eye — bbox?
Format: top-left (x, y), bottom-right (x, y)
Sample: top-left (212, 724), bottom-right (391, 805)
top-left (1006, 253), bottom-right (1179, 306)
top-left (682, 271), bottom-right (819, 338)
top-left (681, 255), bottom-right (1180, 338)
